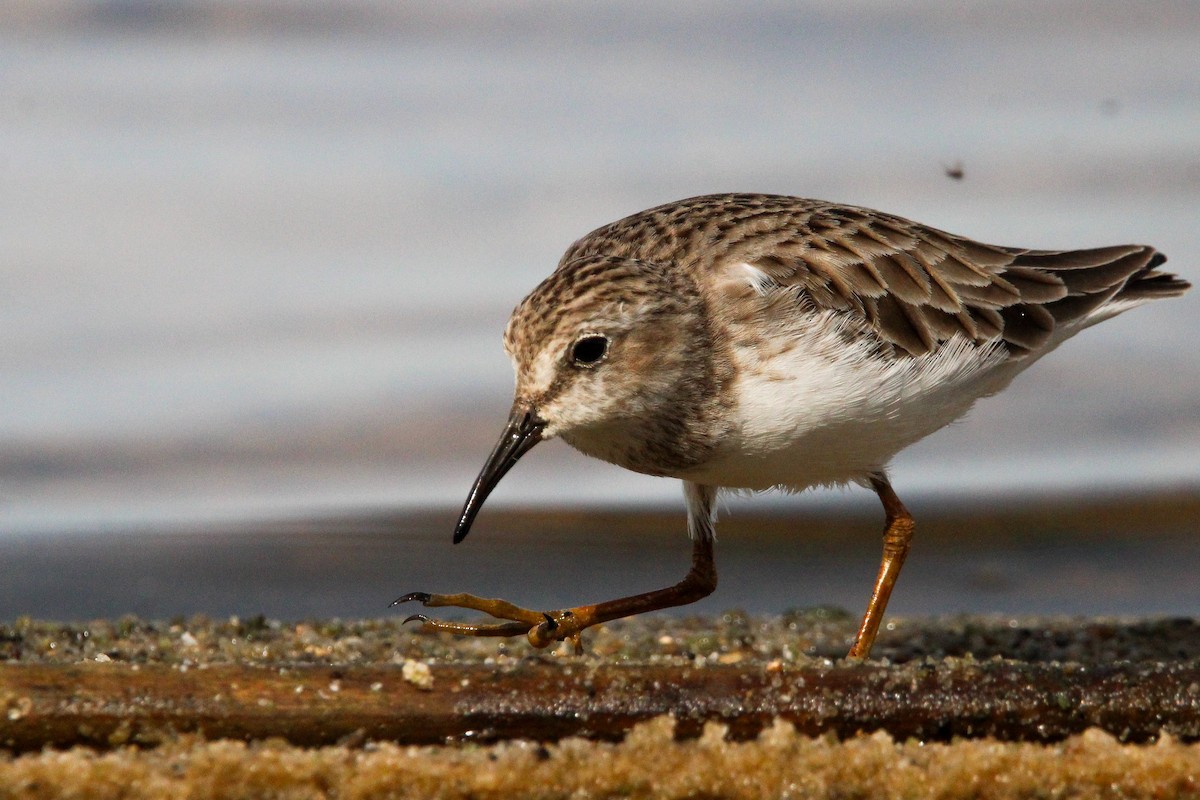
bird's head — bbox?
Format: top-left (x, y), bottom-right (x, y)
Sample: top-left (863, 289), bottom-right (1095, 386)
top-left (453, 255), bottom-right (722, 542)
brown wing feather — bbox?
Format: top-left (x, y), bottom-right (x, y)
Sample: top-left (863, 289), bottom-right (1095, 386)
top-left (732, 201), bottom-right (1177, 358)
top-left (559, 194), bottom-right (1189, 359)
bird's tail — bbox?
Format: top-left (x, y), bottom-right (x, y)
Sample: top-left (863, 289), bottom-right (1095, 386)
top-left (1011, 246), bottom-right (1190, 329)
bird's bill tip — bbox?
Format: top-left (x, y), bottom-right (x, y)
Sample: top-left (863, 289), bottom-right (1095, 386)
top-left (452, 513), bottom-right (473, 544)
top-left (452, 404), bottom-right (544, 543)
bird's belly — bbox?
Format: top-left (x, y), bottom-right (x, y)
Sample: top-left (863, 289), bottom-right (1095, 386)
top-left (685, 409), bottom-right (958, 490)
top-left (684, 329), bottom-right (1015, 491)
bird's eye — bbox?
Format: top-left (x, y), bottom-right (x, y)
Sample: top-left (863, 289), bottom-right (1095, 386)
top-left (570, 334), bottom-right (609, 367)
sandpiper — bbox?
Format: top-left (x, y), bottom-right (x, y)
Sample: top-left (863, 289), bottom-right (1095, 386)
top-left (397, 193), bottom-right (1189, 658)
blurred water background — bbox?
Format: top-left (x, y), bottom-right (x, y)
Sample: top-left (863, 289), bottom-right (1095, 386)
top-left (0, 2), bottom-right (1197, 620)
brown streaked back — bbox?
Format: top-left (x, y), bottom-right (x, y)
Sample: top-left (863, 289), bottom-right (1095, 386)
top-left (561, 194), bottom-right (1190, 359)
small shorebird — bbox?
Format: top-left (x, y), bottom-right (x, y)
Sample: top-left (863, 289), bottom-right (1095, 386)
top-left (397, 194), bottom-right (1189, 658)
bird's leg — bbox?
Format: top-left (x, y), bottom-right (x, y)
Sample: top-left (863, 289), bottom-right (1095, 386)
top-left (847, 473), bottom-right (915, 659)
top-left (395, 533), bottom-right (717, 651)
top-left (396, 483), bottom-right (720, 652)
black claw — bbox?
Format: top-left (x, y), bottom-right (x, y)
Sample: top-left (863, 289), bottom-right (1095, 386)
top-left (390, 591), bottom-right (432, 607)
top-left (402, 614), bottom-right (430, 625)
top-left (541, 612), bottom-right (558, 632)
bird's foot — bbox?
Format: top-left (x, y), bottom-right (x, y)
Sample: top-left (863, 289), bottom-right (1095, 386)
top-left (392, 591), bottom-right (587, 653)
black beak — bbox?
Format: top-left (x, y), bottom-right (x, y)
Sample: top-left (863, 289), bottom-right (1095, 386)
top-left (453, 404), bottom-right (545, 543)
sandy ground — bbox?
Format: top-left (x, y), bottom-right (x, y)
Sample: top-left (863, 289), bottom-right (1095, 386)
top-left (2, 612), bottom-right (1200, 798)
top-left (2, 721), bottom-right (1198, 800)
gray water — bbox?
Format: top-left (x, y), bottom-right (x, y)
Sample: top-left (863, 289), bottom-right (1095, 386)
top-left (2, 1), bottom-right (1199, 537)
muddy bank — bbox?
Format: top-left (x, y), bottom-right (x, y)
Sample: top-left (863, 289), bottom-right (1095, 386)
top-left (3, 613), bottom-right (1200, 749)
top-left (3, 658), bottom-right (1200, 752)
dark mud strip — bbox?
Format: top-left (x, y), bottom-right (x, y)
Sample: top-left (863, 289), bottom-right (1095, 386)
top-left (2, 658), bottom-right (1199, 753)
top-left (3, 485), bottom-right (1199, 622)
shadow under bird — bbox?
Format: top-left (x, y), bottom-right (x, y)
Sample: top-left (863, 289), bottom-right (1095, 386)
top-left (395, 193), bottom-right (1190, 658)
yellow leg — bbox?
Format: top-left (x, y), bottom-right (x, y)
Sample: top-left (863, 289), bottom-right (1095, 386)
top-left (847, 474), bottom-right (915, 659)
top-left (398, 483), bottom-right (720, 651)
top-left (395, 516), bottom-right (717, 650)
